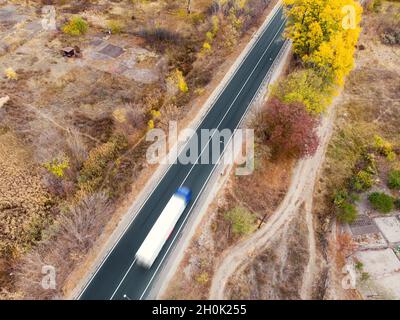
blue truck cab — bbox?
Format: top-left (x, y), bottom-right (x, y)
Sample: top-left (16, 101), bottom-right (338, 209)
top-left (175, 186), bottom-right (192, 205)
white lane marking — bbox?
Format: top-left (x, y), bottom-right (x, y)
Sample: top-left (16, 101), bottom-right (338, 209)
top-left (109, 258), bottom-right (137, 300)
top-left (78, 6), bottom-right (282, 299)
top-left (178, 19), bottom-right (287, 189)
top-left (139, 22), bottom-right (287, 301)
top-left (77, 6), bottom-right (283, 300)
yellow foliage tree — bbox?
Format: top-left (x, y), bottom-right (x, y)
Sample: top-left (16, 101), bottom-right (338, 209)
top-left (202, 42), bottom-right (212, 52)
top-left (147, 119), bottom-right (155, 130)
top-left (176, 69), bottom-right (189, 93)
top-left (62, 16), bottom-right (88, 36)
top-left (5, 67), bottom-right (17, 80)
top-left (44, 157), bottom-right (70, 178)
top-left (374, 135), bottom-right (396, 160)
top-left (150, 109), bottom-right (161, 119)
top-left (284, 0), bottom-right (362, 85)
top-left (167, 69), bottom-right (189, 93)
top-left (211, 15), bottom-right (220, 35)
top-left (196, 272), bottom-right (209, 285)
top-left (272, 69), bottom-right (333, 114)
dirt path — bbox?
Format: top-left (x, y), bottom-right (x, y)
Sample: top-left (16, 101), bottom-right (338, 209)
top-left (209, 102), bottom-right (337, 300)
top-left (299, 197), bottom-right (317, 299)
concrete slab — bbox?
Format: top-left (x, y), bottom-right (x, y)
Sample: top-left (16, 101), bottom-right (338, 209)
top-left (90, 38), bottom-right (104, 47)
top-left (122, 68), bottom-right (159, 84)
top-left (375, 216), bottom-right (400, 244)
top-left (0, 4), bottom-right (26, 27)
top-left (358, 273), bottom-right (400, 299)
top-left (25, 21), bottom-right (42, 33)
top-left (353, 232), bottom-right (387, 250)
top-left (99, 44), bottom-right (125, 58)
top-left (355, 248), bottom-right (400, 277)
top-left (377, 273), bottom-right (400, 298)
top-left (350, 214), bottom-right (379, 236)
top-left (87, 50), bottom-right (113, 61)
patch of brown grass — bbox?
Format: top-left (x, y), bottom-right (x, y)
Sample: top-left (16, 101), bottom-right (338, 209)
top-left (0, 132), bottom-right (52, 258)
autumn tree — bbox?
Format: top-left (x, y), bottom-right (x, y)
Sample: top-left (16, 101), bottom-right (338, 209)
top-left (284, 0), bottom-right (362, 85)
top-left (272, 69), bottom-right (333, 114)
top-left (257, 98), bottom-right (319, 159)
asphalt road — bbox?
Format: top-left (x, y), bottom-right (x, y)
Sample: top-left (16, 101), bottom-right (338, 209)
top-left (79, 6), bottom-right (287, 300)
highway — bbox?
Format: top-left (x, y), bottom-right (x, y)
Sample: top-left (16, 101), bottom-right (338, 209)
top-left (78, 5), bottom-right (287, 300)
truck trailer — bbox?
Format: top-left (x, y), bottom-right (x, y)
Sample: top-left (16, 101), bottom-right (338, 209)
top-left (135, 187), bottom-right (192, 268)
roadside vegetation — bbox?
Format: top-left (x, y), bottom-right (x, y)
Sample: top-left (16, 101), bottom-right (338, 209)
top-left (0, 0), bottom-right (278, 299)
top-left (255, 0), bottom-right (362, 161)
top-left (283, 0), bottom-right (400, 226)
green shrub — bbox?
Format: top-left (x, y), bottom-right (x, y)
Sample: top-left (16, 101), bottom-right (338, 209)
top-left (374, 135), bottom-right (393, 157)
top-left (350, 193), bottom-right (361, 202)
top-left (394, 198), bottom-right (400, 210)
top-left (352, 170), bottom-right (374, 191)
top-left (224, 206), bottom-right (256, 235)
top-left (360, 272), bottom-right (370, 282)
top-left (107, 20), bottom-right (123, 34)
top-left (333, 189), bottom-right (349, 208)
top-left (388, 170), bottom-right (400, 189)
top-left (62, 16), bottom-right (88, 36)
top-left (334, 188), bottom-right (359, 204)
top-left (337, 202), bottom-right (358, 224)
top-left (368, 192), bottom-right (394, 213)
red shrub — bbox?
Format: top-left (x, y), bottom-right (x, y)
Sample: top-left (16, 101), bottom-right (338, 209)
top-left (258, 98), bottom-right (319, 159)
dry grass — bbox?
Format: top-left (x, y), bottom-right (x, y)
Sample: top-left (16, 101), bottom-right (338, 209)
top-left (225, 203), bottom-right (309, 300)
top-left (0, 132), bottom-right (52, 258)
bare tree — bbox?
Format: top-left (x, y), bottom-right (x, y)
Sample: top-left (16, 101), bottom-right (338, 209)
top-left (14, 192), bottom-right (110, 299)
top-left (58, 192), bottom-right (110, 250)
top-left (66, 127), bottom-right (88, 165)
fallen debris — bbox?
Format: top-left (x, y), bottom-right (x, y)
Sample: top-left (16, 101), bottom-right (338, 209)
top-left (61, 46), bottom-right (82, 58)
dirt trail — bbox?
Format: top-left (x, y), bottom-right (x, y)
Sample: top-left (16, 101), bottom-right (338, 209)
top-left (299, 197), bottom-right (317, 299)
top-left (209, 102), bottom-right (337, 300)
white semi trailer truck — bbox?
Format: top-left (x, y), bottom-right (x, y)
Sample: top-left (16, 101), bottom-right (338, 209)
top-left (135, 187), bottom-right (192, 268)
